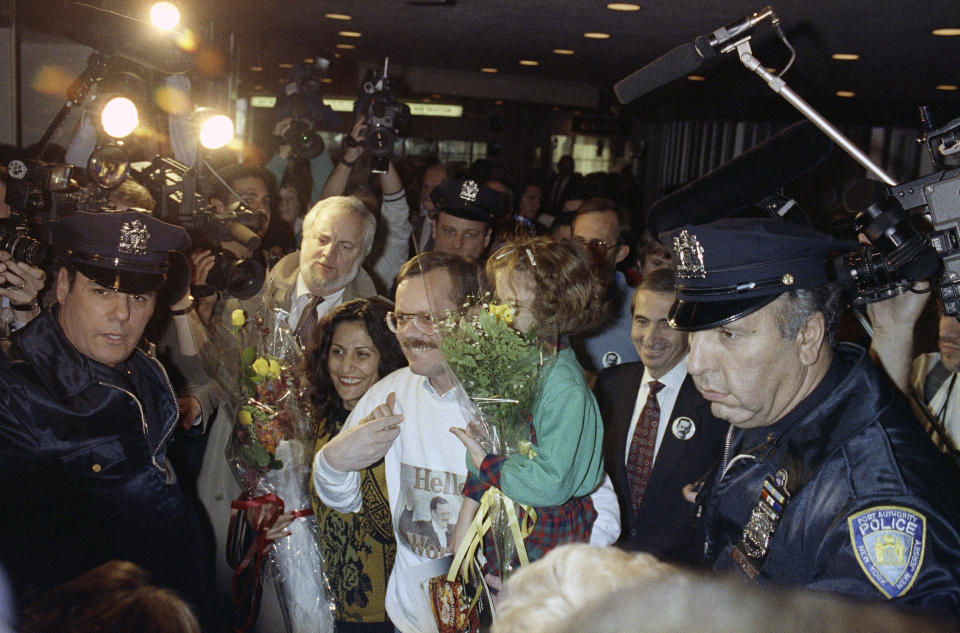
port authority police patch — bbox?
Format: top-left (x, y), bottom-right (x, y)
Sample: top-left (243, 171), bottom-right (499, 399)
top-left (848, 506), bottom-right (926, 598)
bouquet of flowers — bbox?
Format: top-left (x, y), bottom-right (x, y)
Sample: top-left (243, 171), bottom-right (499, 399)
top-left (226, 306), bottom-right (334, 633)
top-left (436, 298), bottom-right (556, 586)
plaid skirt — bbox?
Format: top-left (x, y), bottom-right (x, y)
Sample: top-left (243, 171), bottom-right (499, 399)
top-left (462, 467), bottom-right (597, 577)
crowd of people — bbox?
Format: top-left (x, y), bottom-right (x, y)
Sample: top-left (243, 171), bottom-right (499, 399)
top-left (1, 102), bottom-right (959, 633)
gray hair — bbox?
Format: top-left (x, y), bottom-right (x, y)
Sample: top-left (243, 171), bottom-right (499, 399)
top-left (302, 195), bottom-right (377, 256)
top-left (774, 283), bottom-right (843, 348)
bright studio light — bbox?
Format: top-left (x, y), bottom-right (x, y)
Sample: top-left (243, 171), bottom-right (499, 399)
top-left (150, 2), bottom-right (181, 29)
top-left (198, 113), bottom-right (234, 149)
top-left (101, 97), bottom-right (139, 139)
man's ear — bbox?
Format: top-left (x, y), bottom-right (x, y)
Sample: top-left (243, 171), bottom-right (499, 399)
top-left (614, 243), bottom-right (630, 265)
top-left (55, 267), bottom-right (70, 304)
top-left (796, 311), bottom-right (826, 366)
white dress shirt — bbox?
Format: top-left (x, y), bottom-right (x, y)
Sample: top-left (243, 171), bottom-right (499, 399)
top-left (623, 356), bottom-right (688, 467)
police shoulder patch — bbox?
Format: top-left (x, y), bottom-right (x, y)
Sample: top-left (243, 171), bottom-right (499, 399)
top-left (848, 505), bottom-right (926, 599)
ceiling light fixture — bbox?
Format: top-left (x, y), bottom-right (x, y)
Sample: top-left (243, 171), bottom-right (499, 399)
top-left (687, 75), bottom-right (706, 81)
top-left (481, 67), bottom-right (498, 73)
top-left (932, 28), bottom-right (960, 36)
top-left (324, 13), bottom-right (351, 20)
top-left (553, 49), bottom-right (575, 55)
top-left (278, 63), bottom-right (293, 69)
top-left (519, 59), bottom-right (539, 66)
top-left (936, 84), bottom-right (958, 91)
top-left (336, 43), bottom-right (356, 50)
top-left (831, 53), bottom-right (860, 60)
top-left (339, 31), bottom-right (362, 37)
top-left (149, 2), bottom-right (180, 29)
top-left (584, 32), bottom-right (611, 39)
top-left (835, 90), bottom-right (855, 97)
top-left (607, 3), bottom-right (641, 10)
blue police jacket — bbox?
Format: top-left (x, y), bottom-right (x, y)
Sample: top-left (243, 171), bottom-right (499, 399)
top-left (700, 343), bottom-right (960, 616)
top-left (0, 309), bottom-right (208, 603)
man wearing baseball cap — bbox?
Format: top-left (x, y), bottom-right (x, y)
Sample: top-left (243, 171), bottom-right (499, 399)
top-left (428, 178), bottom-right (503, 262)
top-left (670, 217), bottom-right (960, 616)
top-left (0, 211), bottom-right (210, 615)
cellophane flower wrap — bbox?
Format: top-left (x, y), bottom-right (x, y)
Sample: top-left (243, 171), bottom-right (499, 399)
top-left (437, 296), bottom-right (557, 583)
top-left (227, 305), bottom-right (335, 633)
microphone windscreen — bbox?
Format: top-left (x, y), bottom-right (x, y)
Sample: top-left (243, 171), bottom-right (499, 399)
top-left (614, 42), bottom-right (707, 104)
top-left (647, 121), bottom-right (834, 238)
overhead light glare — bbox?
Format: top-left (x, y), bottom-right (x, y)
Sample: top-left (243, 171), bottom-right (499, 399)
top-left (278, 63), bottom-right (293, 69)
top-left (553, 49), bottom-right (575, 55)
top-left (607, 3), bottom-right (641, 10)
top-left (519, 59), bottom-right (539, 66)
top-left (481, 67), bottom-right (498, 73)
top-left (936, 84), bottom-right (958, 91)
top-left (324, 13), bottom-right (351, 20)
top-left (197, 112), bottom-right (234, 149)
top-left (149, 2), bottom-right (180, 29)
top-left (831, 53), bottom-right (860, 60)
top-left (339, 31), bottom-right (362, 37)
top-left (835, 90), bottom-right (855, 98)
top-left (584, 32), bottom-right (611, 39)
top-left (336, 43), bottom-right (356, 50)
top-left (932, 28), bottom-right (960, 36)
top-left (101, 97), bottom-right (139, 139)
top-left (687, 75), bottom-right (706, 81)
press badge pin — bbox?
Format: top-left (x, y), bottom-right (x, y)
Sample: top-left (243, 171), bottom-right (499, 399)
top-left (671, 417), bottom-right (696, 440)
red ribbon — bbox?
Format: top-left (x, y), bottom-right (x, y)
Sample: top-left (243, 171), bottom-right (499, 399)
top-left (227, 493), bottom-right (314, 633)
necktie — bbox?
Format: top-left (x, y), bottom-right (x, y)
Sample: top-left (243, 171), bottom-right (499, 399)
top-left (626, 380), bottom-right (665, 514)
top-left (294, 294), bottom-right (322, 348)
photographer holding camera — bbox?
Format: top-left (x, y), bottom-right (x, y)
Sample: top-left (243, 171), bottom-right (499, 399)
top-left (0, 168), bottom-right (46, 335)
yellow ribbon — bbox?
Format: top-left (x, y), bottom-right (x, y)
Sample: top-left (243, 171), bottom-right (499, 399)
top-left (447, 487), bottom-right (537, 584)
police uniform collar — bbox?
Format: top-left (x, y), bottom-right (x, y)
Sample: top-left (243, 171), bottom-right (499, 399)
top-left (11, 308), bottom-right (146, 398)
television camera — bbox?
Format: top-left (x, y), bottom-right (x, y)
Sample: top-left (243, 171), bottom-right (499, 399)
top-left (354, 58), bottom-right (412, 174)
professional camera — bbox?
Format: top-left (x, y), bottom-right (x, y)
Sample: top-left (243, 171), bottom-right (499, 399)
top-left (130, 156), bottom-right (266, 298)
top-left (354, 58), bottom-right (411, 174)
top-left (0, 213), bottom-right (46, 267)
top-left (195, 250), bottom-right (265, 300)
top-left (5, 159), bottom-right (92, 219)
top-left (275, 58), bottom-right (339, 159)
top-left (830, 110), bottom-right (960, 315)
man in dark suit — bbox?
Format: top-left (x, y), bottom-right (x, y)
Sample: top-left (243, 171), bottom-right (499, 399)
top-left (595, 268), bottom-right (728, 565)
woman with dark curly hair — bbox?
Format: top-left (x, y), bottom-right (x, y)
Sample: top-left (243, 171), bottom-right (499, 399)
top-left (450, 235), bottom-right (609, 580)
top-left (303, 297), bottom-right (406, 632)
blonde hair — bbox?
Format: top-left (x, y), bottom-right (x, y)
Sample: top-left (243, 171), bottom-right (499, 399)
top-left (493, 544), bottom-right (673, 633)
top-left (485, 236), bottom-right (606, 336)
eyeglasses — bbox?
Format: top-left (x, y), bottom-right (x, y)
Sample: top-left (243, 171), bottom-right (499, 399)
top-left (574, 236), bottom-right (619, 251)
top-left (386, 311), bottom-right (437, 334)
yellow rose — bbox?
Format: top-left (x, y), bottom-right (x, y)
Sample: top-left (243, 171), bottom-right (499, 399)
top-left (238, 409), bottom-right (253, 426)
top-left (490, 303), bottom-right (514, 324)
top-left (267, 359), bottom-right (283, 379)
top-left (231, 309), bottom-right (246, 328)
top-left (251, 357), bottom-right (270, 376)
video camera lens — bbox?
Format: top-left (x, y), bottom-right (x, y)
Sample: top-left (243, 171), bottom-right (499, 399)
top-left (0, 218), bottom-right (45, 267)
top-left (205, 251), bottom-right (265, 300)
top-left (283, 118), bottom-right (326, 159)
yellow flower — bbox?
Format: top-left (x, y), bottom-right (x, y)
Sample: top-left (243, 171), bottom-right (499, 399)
top-left (231, 309), bottom-right (246, 328)
top-left (267, 359), bottom-right (283, 379)
top-left (489, 303), bottom-right (514, 324)
top-left (238, 409), bottom-right (253, 426)
top-left (251, 357), bottom-right (270, 376)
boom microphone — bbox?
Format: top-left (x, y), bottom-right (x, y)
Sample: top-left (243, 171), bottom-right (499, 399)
top-left (614, 6), bottom-right (776, 104)
top-left (647, 120), bottom-right (834, 238)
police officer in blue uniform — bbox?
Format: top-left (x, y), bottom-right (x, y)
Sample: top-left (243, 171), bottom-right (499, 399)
top-left (0, 211), bottom-right (210, 615)
top-left (667, 218), bottom-right (960, 617)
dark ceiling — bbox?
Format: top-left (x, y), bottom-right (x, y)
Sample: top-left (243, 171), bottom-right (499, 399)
top-left (17, 0), bottom-right (960, 128)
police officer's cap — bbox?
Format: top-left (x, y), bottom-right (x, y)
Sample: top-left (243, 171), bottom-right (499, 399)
top-left (429, 179), bottom-right (503, 224)
top-left (665, 218), bottom-right (845, 331)
top-left (53, 211), bottom-right (191, 302)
